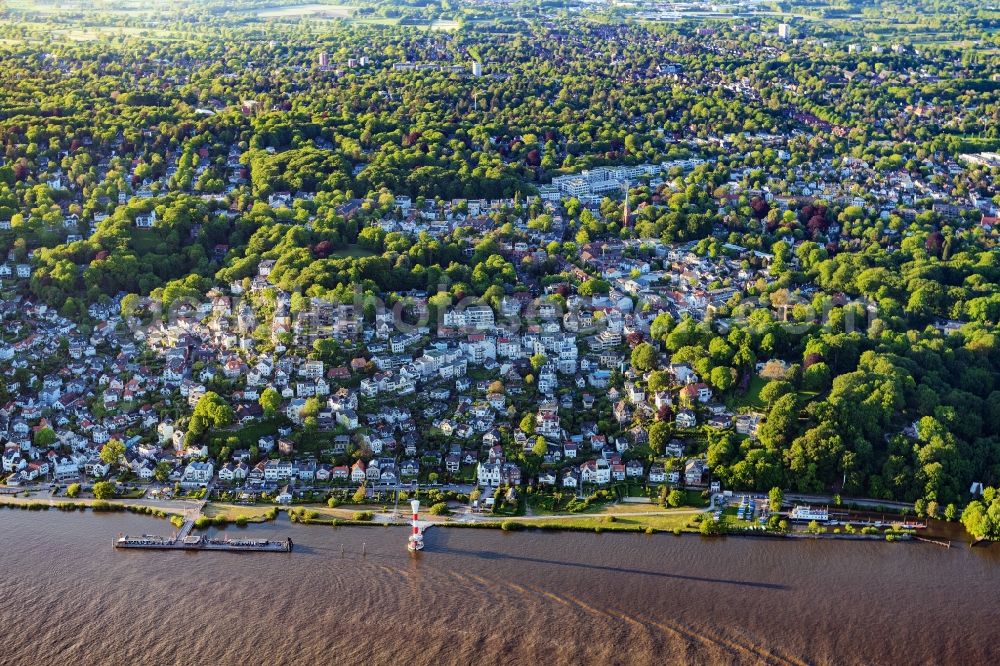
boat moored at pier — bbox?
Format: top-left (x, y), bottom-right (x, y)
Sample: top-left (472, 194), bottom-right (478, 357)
top-left (789, 505), bottom-right (830, 522)
top-left (115, 533), bottom-right (293, 553)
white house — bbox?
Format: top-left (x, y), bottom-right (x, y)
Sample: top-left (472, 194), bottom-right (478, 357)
top-left (562, 470), bottom-right (579, 488)
top-left (676, 409), bottom-right (697, 429)
top-left (134, 210), bottom-right (156, 228)
top-left (263, 460), bottom-right (293, 481)
top-left (181, 461), bottom-right (214, 487)
top-left (53, 457), bottom-right (80, 479)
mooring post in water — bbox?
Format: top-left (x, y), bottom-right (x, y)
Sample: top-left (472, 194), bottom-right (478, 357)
top-left (341, 543), bottom-right (345, 557)
top-left (363, 542), bottom-right (367, 556)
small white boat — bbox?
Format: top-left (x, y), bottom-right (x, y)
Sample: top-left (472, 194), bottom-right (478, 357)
top-left (407, 534), bottom-right (424, 552)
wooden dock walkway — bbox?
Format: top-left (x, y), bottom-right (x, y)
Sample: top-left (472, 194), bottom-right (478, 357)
top-left (175, 515), bottom-right (196, 540)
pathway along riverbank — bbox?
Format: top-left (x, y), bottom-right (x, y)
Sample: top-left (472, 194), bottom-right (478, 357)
top-left (0, 495), bottom-right (977, 549)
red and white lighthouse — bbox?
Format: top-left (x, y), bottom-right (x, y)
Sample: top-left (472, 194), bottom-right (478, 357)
top-left (407, 499), bottom-right (424, 552)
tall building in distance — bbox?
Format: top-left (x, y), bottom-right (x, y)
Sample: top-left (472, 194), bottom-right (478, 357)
top-left (471, 60), bottom-right (482, 77)
top-left (318, 52), bottom-right (329, 68)
top-left (777, 24), bottom-right (790, 40)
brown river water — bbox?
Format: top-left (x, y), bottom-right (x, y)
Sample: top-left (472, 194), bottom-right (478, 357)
top-left (1, 509), bottom-right (998, 665)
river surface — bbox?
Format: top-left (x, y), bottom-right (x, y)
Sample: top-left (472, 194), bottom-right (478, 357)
top-left (1, 509), bottom-right (999, 665)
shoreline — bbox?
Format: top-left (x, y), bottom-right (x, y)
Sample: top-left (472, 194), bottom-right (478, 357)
top-left (0, 497), bottom-right (951, 546)
top-left (0, 496), bottom-right (182, 521)
top-left (437, 519), bottom-right (921, 543)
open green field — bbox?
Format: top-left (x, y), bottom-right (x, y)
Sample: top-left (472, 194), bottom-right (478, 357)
top-left (719, 506), bottom-right (760, 529)
top-left (430, 19), bottom-right (460, 31)
top-left (732, 375), bottom-right (768, 410)
top-left (730, 375), bottom-right (821, 412)
top-left (301, 503), bottom-right (384, 519)
top-left (59, 27), bottom-right (179, 41)
top-left (6, 0), bottom-right (148, 12)
top-left (329, 244), bottom-right (376, 258)
top-left (0, 21), bottom-right (187, 43)
top-left (508, 511), bottom-right (697, 532)
top-left (350, 17), bottom-right (400, 26)
top-left (677, 489), bottom-right (710, 508)
top-left (256, 4), bottom-right (354, 19)
top-left (0, 19), bottom-right (188, 41)
top-left (202, 503), bottom-right (276, 521)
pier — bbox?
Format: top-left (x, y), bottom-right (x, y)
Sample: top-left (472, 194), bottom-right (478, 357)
top-left (115, 532), bottom-right (293, 552)
top-left (115, 504), bottom-right (292, 553)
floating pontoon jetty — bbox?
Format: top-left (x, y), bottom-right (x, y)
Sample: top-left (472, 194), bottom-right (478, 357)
top-left (114, 515), bottom-right (292, 553)
top-left (115, 533), bottom-right (292, 552)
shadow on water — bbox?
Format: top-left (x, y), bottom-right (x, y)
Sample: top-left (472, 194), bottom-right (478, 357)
top-left (431, 544), bottom-right (790, 591)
